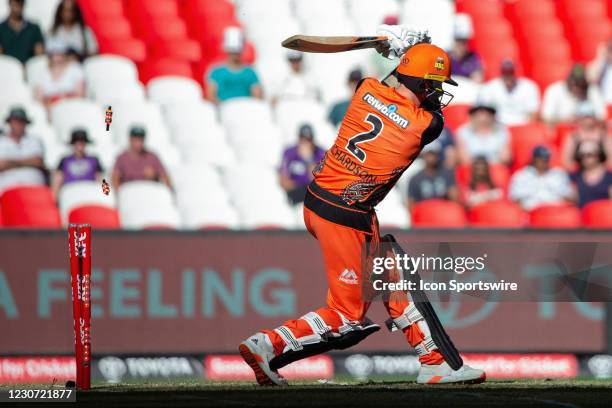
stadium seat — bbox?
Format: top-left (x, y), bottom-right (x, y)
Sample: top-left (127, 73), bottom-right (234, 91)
top-left (90, 81), bottom-right (146, 105)
top-left (582, 200), bottom-right (612, 228)
top-left (118, 181), bottom-right (180, 229)
top-left (411, 200), bottom-right (468, 228)
top-left (0, 186), bottom-right (61, 228)
top-left (0, 55), bottom-right (24, 86)
top-left (23, 0), bottom-right (60, 33)
top-left (511, 0), bottom-right (556, 19)
top-left (58, 181), bottom-right (115, 224)
top-left (83, 55), bottom-right (139, 87)
top-left (455, 163), bottom-right (510, 192)
top-left (469, 200), bottom-right (526, 228)
top-left (150, 39), bottom-right (202, 62)
top-left (529, 204), bottom-right (582, 228)
top-left (274, 99), bottom-right (336, 147)
top-left (68, 205), bottom-right (121, 229)
top-left (79, 0), bottom-right (124, 19)
top-left (376, 188), bottom-right (410, 229)
top-left (443, 104), bottom-right (470, 132)
top-left (509, 123), bottom-right (555, 170)
top-left (24, 55), bottom-right (48, 86)
top-left (51, 99), bottom-right (110, 144)
top-left (99, 38), bottom-right (147, 63)
top-left (456, 0), bottom-right (503, 19)
top-left (571, 18), bottom-right (612, 61)
top-left (147, 76), bottom-right (203, 107)
top-left (139, 58), bottom-right (194, 83)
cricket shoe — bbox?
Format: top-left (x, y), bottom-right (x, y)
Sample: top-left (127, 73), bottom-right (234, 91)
top-left (417, 361), bottom-right (486, 384)
top-left (239, 332), bottom-right (288, 386)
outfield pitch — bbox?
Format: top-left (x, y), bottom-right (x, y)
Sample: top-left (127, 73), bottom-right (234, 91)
top-left (23, 379), bottom-right (612, 408)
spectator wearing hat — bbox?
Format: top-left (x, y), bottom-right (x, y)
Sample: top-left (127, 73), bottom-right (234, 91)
top-left (571, 140), bottom-right (612, 208)
top-left (478, 59), bottom-right (540, 126)
top-left (509, 145), bottom-right (575, 211)
top-left (48, 0), bottom-right (98, 62)
top-left (51, 128), bottom-right (103, 198)
top-left (456, 105), bottom-right (511, 165)
top-left (407, 141), bottom-right (459, 211)
top-left (448, 14), bottom-right (483, 83)
top-left (112, 126), bottom-right (172, 190)
top-left (0, 106), bottom-right (45, 193)
top-left (328, 68), bottom-right (363, 127)
top-left (561, 103), bottom-right (612, 169)
top-left (271, 50), bottom-right (319, 105)
top-left (542, 64), bottom-right (606, 125)
top-left (33, 38), bottom-right (85, 110)
top-left (279, 124), bottom-right (325, 205)
top-left (0, 0), bottom-right (44, 64)
top-left (206, 27), bottom-right (262, 104)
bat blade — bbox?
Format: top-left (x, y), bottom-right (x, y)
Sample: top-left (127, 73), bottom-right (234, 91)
top-left (281, 35), bottom-right (388, 53)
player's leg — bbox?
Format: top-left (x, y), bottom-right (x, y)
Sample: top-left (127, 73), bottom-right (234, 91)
top-left (239, 206), bottom-right (379, 385)
top-left (381, 234), bottom-right (486, 384)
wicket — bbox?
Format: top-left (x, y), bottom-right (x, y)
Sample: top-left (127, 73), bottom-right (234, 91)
top-left (68, 224), bottom-right (92, 390)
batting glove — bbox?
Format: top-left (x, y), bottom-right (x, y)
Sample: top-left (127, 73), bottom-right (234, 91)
top-left (376, 24), bottom-right (431, 59)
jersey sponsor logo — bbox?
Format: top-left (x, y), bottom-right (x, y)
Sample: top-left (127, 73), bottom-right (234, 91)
top-left (362, 93), bottom-right (410, 128)
top-left (339, 269), bottom-right (359, 285)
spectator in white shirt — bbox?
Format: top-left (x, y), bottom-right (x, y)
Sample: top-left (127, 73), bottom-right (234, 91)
top-left (509, 145), bottom-right (575, 211)
top-left (33, 38), bottom-right (85, 110)
top-left (478, 59), bottom-right (540, 126)
top-left (541, 64), bottom-right (606, 126)
top-left (271, 50), bottom-right (319, 105)
top-left (48, 0), bottom-right (98, 62)
top-left (0, 107), bottom-right (46, 194)
top-left (587, 40), bottom-right (612, 104)
top-left (457, 105), bottom-right (511, 165)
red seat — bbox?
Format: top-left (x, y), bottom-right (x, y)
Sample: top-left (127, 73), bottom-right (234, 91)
top-left (89, 18), bottom-right (132, 41)
top-left (134, 0), bottom-right (179, 17)
top-left (140, 58), bottom-right (194, 83)
top-left (572, 18), bottom-right (612, 61)
top-left (530, 62), bottom-right (572, 90)
top-left (560, 0), bottom-right (607, 20)
top-left (443, 104), bottom-right (470, 132)
top-left (183, 0), bottom-right (235, 18)
top-left (469, 200), bottom-right (526, 228)
top-left (582, 200), bottom-right (612, 228)
top-left (99, 38), bottom-right (147, 62)
top-left (0, 186), bottom-right (61, 228)
top-left (509, 123), bottom-right (555, 170)
top-left (519, 19), bottom-right (564, 39)
top-left (456, 0), bottom-right (503, 18)
top-left (512, 0), bottom-right (556, 18)
top-left (79, 0), bottom-right (124, 18)
top-left (134, 16), bottom-right (189, 42)
top-left (150, 39), bottom-right (202, 62)
top-left (68, 205), bottom-right (120, 229)
top-left (455, 163), bottom-right (510, 191)
top-left (411, 200), bottom-right (467, 228)
top-left (529, 204), bottom-right (582, 228)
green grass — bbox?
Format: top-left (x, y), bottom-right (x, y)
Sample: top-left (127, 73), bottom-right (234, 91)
top-left (3, 379), bottom-right (612, 407)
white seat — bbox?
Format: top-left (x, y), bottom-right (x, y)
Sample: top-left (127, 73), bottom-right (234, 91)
top-left (83, 55), bottom-right (139, 94)
top-left (90, 81), bottom-right (146, 106)
top-left (172, 123), bottom-right (237, 168)
top-left (117, 181), bottom-right (180, 229)
top-left (147, 76), bottom-right (203, 107)
top-left (401, 0), bottom-right (454, 51)
top-left (294, 0), bottom-right (347, 20)
top-left (219, 97), bottom-right (273, 132)
top-left (349, 0), bottom-right (400, 34)
top-left (111, 101), bottom-right (171, 148)
top-left (164, 101), bottom-right (217, 134)
top-left (274, 99), bottom-right (337, 148)
top-left (24, 0), bottom-right (61, 33)
top-left (58, 181), bottom-right (116, 224)
top-left (25, 55), bottom-right (48, 86)
top-left (0, 55), bottom-right (25, 86)
top-left (0, 82), bottom-right (32, 108)
top-left (51, 99), bottom-right (112, 145)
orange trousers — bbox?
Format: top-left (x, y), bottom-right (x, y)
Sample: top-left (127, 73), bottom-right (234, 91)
top-left (265, 206), bottom-right (443, 365)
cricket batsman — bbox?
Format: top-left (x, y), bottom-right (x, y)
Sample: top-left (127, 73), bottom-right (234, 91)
top-left (239, 25), bottom-right (486, 386)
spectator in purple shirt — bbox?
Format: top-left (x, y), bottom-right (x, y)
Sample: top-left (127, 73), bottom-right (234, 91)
top-left (52, 128), bottom-right (103, 198)
top-left (449, 13), bottom-right (483, 83)
top-left (280, 124), bottom-right (325, 204)
top-left (112, 125), bottom-right (172, 191)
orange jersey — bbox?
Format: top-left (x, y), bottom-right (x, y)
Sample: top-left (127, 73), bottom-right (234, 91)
top-left (314, 78), bottom-right (443, 207)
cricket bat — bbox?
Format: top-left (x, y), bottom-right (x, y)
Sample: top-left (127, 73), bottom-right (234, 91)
top-left (281, 35), bottom-right (388, 53)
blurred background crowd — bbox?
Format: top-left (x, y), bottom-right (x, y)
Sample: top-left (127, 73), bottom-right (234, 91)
top-left (0, 0), bottom-right (610, 229)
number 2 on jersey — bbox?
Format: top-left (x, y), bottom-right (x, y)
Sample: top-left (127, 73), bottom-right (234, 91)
top-left (346, 113), bottom-right (384, 163)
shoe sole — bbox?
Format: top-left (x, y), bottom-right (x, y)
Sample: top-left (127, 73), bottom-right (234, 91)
top-left (238, 343), bottom-right (277, 386)
top-left (421, 372), bottom-right (487, 385)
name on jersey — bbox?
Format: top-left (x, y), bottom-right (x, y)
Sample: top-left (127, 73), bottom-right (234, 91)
top-left (362, 93), bottom-right (409, 128)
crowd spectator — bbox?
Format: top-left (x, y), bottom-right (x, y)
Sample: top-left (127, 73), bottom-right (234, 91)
top-left (328, 68), bottom-right (363, 127)
top-left (206, 27), bottom-right (262, 104)
top-left (112, 126), bottom-right (172, 190)
top-left (437, 127), bottom-right (458, 169)
top-left (0, 107), bottom-right (45, 193)
top-left (279, 124), bottom-right (325, 205)
top-left (271, 50), bottom-right (319, 105)
top-left (51, 128), bottom-right (102, 199)
top-left (561, 103), bottom-right (612, 169)
top-left (0, 0), bottom-right (44, 63)
top-left (509, 146), bottom-right (575, 211)
top-left (462, 156), bottom-right (504, 208)
top-left (456, 105), bottom-right (511, 164)
top-left (33, 38), bottom-right (85, 109)
top-left (448, 13), bottom-right (483, 83)
top-left (571, 140), bottom-right (612, 208)
top-left (541, 64), bottom-right (606, 125)
top-left (407, 141), bottom-right (459, 210)
top-left (587, 40), bottom-right (612, 104)
top-left (478, 60), bottom-right (540, 126)
top-left (48, 0), bottom-right (98, 61)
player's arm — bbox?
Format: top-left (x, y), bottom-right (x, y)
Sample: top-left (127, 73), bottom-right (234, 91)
top-left (420, 111), bottom-right (445, 148)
